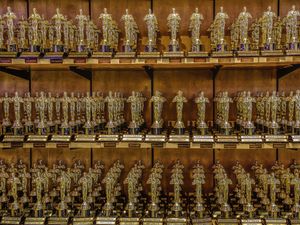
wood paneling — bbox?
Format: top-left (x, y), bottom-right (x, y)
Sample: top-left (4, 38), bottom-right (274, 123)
top-left (0, 148), bottom-right (30, 167)
top-left (153, 148), bottom-right (213, 192)
top-left (278, 70), bottom-right (300, 92)
top-left (153, 0), bottom-right (213, 36)
top-left (215, 0), bottom-right (278, 26)
top-left (32, 148), bottom-right (91, 169)
top-left (279, 0), bottom-right (300, 17)
top-left (92, 70), bottom-right (151, 126)
top-left (0, 72), bottom-right (29, 95)
top-left (215, 148), bottom-right (277, 182)
top-left (29, 0), bottom-right (89, 20)
top-left (0, 0), bottom-right (28, 19)
top-left (154, 69), bottom-right (213, 125)
top-left (31, 70), bottom-right (90, 94)
top-left (153, 0), bottom-right (213, 52)
top-left (0, 72), bottom-right (29, 122)
top-left (215, 69), bottom-right (277, 121)
top-left (91, 0), bottom-right (151, 51)
top-left (278, 149), bottom-right (300, 167)
top-left (92, 148), bottom-right (152, 193)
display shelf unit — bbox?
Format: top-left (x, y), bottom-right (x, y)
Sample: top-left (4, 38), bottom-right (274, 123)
top-left (0, 58), bottom-right (299, 191)
top-left (1, 141), bottom-right (300, 150)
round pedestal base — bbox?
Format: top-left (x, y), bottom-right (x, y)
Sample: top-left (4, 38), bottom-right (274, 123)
top-left (175, 128), bottom-right (185, 135)
top-left (152, 127), bottom-right (162, 135)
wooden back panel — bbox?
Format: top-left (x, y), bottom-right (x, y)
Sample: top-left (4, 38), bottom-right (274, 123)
top-left (153, 0), bottom-right (213, 52)
top-left (0, 0), bottom-right (28, 19)
top-left (153, 148), bottom-right (214, 192)
top-left (92, 69), bottom-right (151, 126)
top-left (279, 0), bottom-right (300, 16)
top-left (31, 70), bottom-right (90, 94)
top-left (215, 69), bottom-right (277, 121)
top-left (31, 148), bottom-right (92, 170)
top-left (0, 72), bottom-right (29, 124)
top-left (92, 148), bottom-right (152, 194)
top-left (154, 69), bottom-right (213, 125)
top-left (29, 0), bottom-right (89, 19)
top-left (91, 0), bottom-right (151, 51)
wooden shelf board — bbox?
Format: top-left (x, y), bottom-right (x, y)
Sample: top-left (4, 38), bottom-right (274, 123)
top-left (0, 141), bottom-right (298, 149)
top-left (0, 60), bottom-right (298, 71)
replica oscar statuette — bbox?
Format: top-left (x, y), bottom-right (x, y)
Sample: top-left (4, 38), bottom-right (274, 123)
top-left (114, 9), bottom-right (139, 62)
top-left (138, 9), bottom-right (161, 62)
top-left (162, 8), bottom-right (185, 62)
top-left (169, 91), bottom-right (190, 143)
top-left (186, 8), bottom-right (209, 61)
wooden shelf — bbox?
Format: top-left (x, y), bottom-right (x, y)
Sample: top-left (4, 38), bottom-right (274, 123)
top-left (1, 141), bottom-right (299, 149)
top-left (0, 58), bottom-right (298, 71)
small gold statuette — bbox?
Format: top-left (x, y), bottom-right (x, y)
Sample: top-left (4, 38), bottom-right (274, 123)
top-left (51, 8), bottom-right (66, 52)
top-left (101, 161), bottom-right (124, 217)
top-left (284, 5), bottom-right (300, 54)
top-left (151, 91), bottom-right (166, 134)
top-left (187, 8), bottom-right (209, 59)
top-left (121, 9), bottom-right (139, 53)
top-left (260, 6), bottom-right (284, 56)
top-left (123, 161), bottom-right (144, 218)
top-left (104, 91), bottom-right (117, 134)
top-left (0, 15), bottom-right (5, 50)
top-left (215, 91), bottom-right (233, 135)
top-left (1, 92), bottom-right (12, 134)
top-left (237, 7), bottom-right (252, 51)
top-left (98, 8), bottom-right (114, 53)
top-left (195, 91), bottom-right (209, 135)
top-left (11, 92), bottom-right (23, 135)
top-left (210, 7), bottom-right (230, 56)
top-left (189, 8), bottom-right (204, 52)
top-left (167, 8), bottom-right (181, 52)
top-left (192, 162), bottom-right (206, 218)
top-left (123, 92), bottom-right (146, 141)
top-left (293, 90), bottom-right (300, 133)
top-left (166, 161), bottom-right (186, 225)
top-left (28, 8), bottom-right (42, 52)
top-left (75, 9), bottom-right (88, 52)
top-left (144, 9), bottom-right (159, 53)
top-left (127, 91), bottom-right (141, 134)
top-left (162, 8), bottom-right (184, 59)
top-left (172, 90), bottom-right (187, 135)
top-left (4, 6), bottom-right (17, 52)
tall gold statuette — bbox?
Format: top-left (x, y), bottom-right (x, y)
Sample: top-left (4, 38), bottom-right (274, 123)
top-left (236, 7), bottom-right (259, 57)
top-left (95, 161), bottom-right (123, 225)
top-left (162, 8), bottom-right (184, 60)
top-left (169, 91), bottom-right (189, 143)
top-left (143, 162), bottom-right (164, 225)
top-left (0, 7), bottom-right (17, 61)
top-left (75, 92), bottom-right (96, 142)
top-left (115, 9), bottom-right (139, 61)
top-left (92, 8), bottom-right (117, 61)
top-left (187, 8), bottom-right (209, 60)
top-left (120, 162), bottom-right (144, 225)
top-left (284, 5), bottom-right (300, 55)
top-left (210, 7), bottom-right (232, 57)
top-left (215, 92), bottom-right (238, 142)
top-left (138, 9), bottom-right (160, 61)
top-left (166, 161), bottom-right (186, 225)
top-left (122, 91), bottom-right (146, 141)
top-left (260, 6), bottom-right (284, 56)
top-left (193, 92), bottom-right (214, 143)
top-left (146, 91), bottom-right (167, 142)
top-left (191, 162), bottom-right (211, 225)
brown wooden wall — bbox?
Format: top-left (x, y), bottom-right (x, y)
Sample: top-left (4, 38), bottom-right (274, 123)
top-left (0, 0), bottom-right (300, 192)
